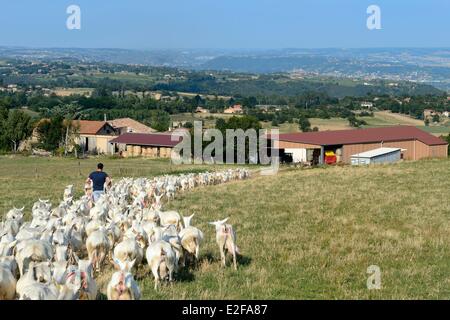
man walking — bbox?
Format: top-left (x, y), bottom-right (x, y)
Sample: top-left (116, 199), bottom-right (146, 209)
top-left (86, 163), bottom-right (111, 203)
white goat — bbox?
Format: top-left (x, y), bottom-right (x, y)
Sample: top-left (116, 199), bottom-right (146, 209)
top-left (113, 238), bottom-right (144, 268)
top-left (86, 228), bottom-right (110, 273)
top-left (15, 239), bottom-right (53, 276)
top-left (16, 261), bottom-right (58, 300)
top-left (158, 210), bottom-right (183, 231)
top-left (179, 214), bottom-right (204, 264)
top-left (63, 185), bottom-right (74, 202)
top-left (0, 263), bottom-right (16, 300)
top-left (107, 258), bottom-right (141, 300)
top-left (209, 218), bottom-right (240, 270)
top-left (146, 240), bottom-right (176, 290)
top-left (77, 259), bottom-right (98, 300)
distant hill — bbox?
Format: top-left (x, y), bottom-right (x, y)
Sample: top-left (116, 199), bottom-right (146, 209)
top-left (0, 46), bottom-right (446, 98)
top-left (2, 47), bottom-right (449, 90)
top-left (200, 55), bottom-right (332, 73)
top-left (154, 77), bottom-right (442, 98)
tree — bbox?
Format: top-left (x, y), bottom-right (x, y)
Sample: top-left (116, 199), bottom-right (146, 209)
top-left (299, 116), bottom-right (311, 132)
top-left (3, 110), bottom-right (33, 152)
top-left (0, 106), bottom-right (9, 149)
top-left (37, 115), bottom-right (65, 151)
top-left (212, 115), bottom-right (262, 163)
top-left (215, 118), bottom-right (226, 131)
top-left (348, 114), bottom-right (367, 128)
top-left (243, 96), bottom-right (258, 108)
top-left (148, 110), bottom-right (170, 132)
top-left (219, 115), bottom-right (262, 132)
top-left (183, 122), bottom-right (193, 129)
top-left (193, 95), bottom-right (203, 107)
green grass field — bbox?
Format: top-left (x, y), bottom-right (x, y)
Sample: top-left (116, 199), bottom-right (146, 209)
top-left (261, 111), bottom-right (450, 137)
top-left (2, 156), bottom-right (450, 299)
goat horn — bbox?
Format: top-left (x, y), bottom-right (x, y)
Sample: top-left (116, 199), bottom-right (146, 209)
top-left (220, 217), bottom-right (229, 224)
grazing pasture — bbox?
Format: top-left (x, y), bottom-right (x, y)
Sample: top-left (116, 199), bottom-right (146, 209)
top-left (0, 157), bottom-right (229, 217)
top-left (1, 156), bottom-right (450, 299)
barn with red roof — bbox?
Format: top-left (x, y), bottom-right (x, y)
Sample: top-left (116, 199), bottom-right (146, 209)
top-left (109, 132), bottom-right (183, 158)
top-left (268, 126), bottom-right (448, 165)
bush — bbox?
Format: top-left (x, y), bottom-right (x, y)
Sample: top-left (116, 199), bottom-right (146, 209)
top-left (359, 111), bottom-right (374, 117)
top-left (55, 146), bottom-right (65, 157)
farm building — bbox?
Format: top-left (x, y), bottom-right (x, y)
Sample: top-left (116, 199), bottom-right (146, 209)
top-left (224, 104), bottom-right (243, 114)
top-left (195, 107), bottom-right (209, 114)
top-left (269, 126), bottom-right (448, 165)
top-left (74, 120), bottom-right (118, 154)
top-left (109, 133), bottom-right (183, 158)
top-left (108, 118), bottom-right (156, 135)
top-left (350, 147), bottom-right (402, 165)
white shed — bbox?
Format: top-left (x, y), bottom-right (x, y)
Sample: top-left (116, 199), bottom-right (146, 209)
top-left (351, 147), bottom-right (402, 165)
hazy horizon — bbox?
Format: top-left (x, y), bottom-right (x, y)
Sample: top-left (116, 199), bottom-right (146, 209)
top-left (2, 46), bottom-right (450, 52)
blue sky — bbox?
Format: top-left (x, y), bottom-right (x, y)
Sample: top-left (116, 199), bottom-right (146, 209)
top-left (0, 0), bottom-right (449, 49)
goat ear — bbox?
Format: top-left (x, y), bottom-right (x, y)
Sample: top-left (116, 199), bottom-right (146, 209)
top-left (19, 207), bottom-right (25, 212)
top-left (219, 217), bottom-right (229, 225)
top-left (128, 259), bottom-right (136, 271)
top-left (8, 240), bottom-right (17, 249)
top-left (112, 257), bottom-right (122, 270)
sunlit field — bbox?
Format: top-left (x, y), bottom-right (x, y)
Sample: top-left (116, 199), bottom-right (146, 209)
top-left (1, 156), bottom-right (450, 299)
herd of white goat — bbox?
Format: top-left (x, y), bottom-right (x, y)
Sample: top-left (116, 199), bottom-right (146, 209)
top-left (0, 168), bottom-right (250, 300)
